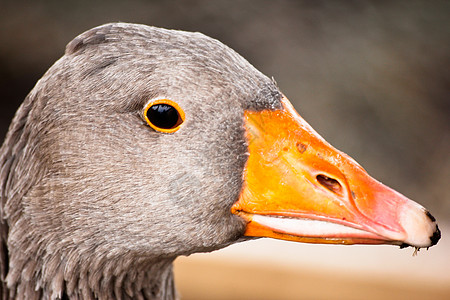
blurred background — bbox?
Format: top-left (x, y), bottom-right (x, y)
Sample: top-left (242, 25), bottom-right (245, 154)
top-left (1, 0), bottom-right (449, 299)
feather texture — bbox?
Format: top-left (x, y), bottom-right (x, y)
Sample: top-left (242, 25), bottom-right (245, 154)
top-left (0, 23), bottom-right (281, 299)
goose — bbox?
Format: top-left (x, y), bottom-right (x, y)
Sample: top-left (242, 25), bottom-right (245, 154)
top-left (0, 23), bottom-right (440, 300)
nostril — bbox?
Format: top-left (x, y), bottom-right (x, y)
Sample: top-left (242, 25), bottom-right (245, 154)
top-left (316, 174), bottom-right (343, 195)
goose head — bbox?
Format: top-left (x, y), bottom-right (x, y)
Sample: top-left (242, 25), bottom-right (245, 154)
top-left (0, 23), bottom-right (440, 299)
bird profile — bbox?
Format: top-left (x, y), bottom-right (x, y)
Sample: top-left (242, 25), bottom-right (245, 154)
top-left (0, 23), bottom-right (440, 300)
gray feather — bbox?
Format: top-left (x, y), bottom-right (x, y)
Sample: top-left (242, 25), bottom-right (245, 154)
top-left (0, 23), bottom-right (281, 299)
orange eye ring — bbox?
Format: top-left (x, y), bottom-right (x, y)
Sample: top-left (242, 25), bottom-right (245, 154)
top-left (143, 99), bottom-right (185, 133)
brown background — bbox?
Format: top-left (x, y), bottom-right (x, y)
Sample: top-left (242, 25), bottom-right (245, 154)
top-left (1, 1), bottom-right (449, 299)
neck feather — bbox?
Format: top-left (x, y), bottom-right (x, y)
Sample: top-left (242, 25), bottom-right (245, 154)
top-left (5, 245), bottom-right (176, 300)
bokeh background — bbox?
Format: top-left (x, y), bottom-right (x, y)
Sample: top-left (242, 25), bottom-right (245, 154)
top-left (1, 1), bottom-right (449, 299)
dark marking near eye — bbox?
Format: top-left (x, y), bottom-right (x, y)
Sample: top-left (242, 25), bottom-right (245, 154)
top-left (245, 85), bottom-right (282, 111)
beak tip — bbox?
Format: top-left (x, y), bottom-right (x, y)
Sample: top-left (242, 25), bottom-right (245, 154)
top-left (430, 223), bottom-right (441, 247)
top-left (425, 210), bottom-right (436, 222)
top-left (399, 204), bottom-right (440, 248)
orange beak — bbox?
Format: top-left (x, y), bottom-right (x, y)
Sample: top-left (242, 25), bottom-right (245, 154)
top-left (232, 96), bottom-right (440, 248)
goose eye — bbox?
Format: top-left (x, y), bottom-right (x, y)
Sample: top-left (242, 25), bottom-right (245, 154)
top-left (144, 99), bottom-right (185, 133)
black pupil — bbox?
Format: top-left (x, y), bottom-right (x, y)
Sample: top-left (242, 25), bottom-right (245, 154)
top-left (147, 104), bottom-right (180, 129)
